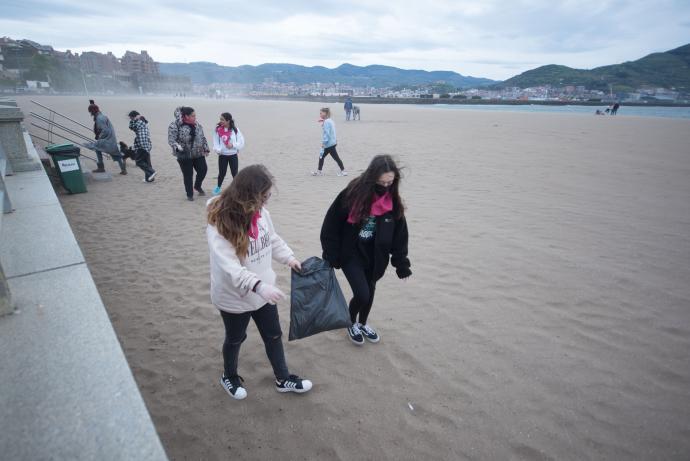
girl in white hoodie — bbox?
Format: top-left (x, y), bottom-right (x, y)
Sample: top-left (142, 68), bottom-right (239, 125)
top-left (212, 112), bottom-right (245, 195)
top-left (207, 164), bottom-right (312, 400)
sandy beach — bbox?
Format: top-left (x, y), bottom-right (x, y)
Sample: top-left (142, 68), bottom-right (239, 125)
top-left (18, 96), bottom-right (690, 460)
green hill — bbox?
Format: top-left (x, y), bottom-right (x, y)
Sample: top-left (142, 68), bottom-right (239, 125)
top-left (497, 43), bottom-right (690, 92)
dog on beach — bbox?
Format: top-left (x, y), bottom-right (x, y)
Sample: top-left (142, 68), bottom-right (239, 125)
top-left (119, 141), bottom-right (137, 163)
top-left (352, 105), bottom-right (361, 120)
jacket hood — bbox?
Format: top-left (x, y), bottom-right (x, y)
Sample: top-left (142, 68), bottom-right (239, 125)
top-left (174, 107), bottom-right (183, 125)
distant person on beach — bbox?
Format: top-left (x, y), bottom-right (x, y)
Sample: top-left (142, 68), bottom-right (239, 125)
top-left (212, 112), bottom-right (245, 195)
top-left (312, 107), bottom-right (347, 177)
top-left (320, 155), bottom-right (411, 345)
top-left (127, 110), bottom-right (156, 183)
top-left (207, 164), bottom-right (312, 400)
top-left (344, 97), bottom-right (353, 121)
top-left (168, 106), bottom-right (210, 201)
top-left (86, 100), bottom-right (126, 175)
top-left (611, 102), bottom-right (620, 115)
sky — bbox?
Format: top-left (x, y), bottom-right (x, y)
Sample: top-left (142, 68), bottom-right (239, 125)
top-left (2, 0), bottom-right (689, 81)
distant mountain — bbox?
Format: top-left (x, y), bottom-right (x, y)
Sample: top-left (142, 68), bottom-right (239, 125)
top-left (496, 44), bottom-right (690, 92)
top-left (158, 62), bottom-right (495, 88)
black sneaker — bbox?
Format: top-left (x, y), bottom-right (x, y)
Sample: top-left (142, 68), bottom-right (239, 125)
top-left (220, 374), bottom-right (247, 400)
top-left (359, 323), bottom-right (380, 343)
top-left (195, 187), bottom-right (206, 196)
top-left (347, 323), bottom-right (364, 346)
top-left (275, 374), bottom-right (313, 394)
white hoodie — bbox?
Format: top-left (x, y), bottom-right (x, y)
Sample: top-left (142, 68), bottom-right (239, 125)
top-left (207, 206), bottom-right (294, 313)
top-left (212, 127), bottom-right (245, 156)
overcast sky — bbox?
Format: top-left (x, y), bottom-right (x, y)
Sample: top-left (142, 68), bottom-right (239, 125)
top-left (3, 0), bottom-right (689, 80)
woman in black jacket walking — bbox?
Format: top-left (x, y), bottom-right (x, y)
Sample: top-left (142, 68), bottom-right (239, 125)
top-left (320, 155), bottom-right (412, 345)
top-left (167, 106), bottom-right (210, 201)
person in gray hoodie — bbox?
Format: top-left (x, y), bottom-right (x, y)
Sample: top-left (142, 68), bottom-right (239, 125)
top-left (167, 106), bottom-right (210, 201)
top-left (86, 100), bottom-right (126, 174)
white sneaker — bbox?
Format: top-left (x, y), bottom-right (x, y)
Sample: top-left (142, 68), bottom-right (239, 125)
top-left (337, 170), bottom-right (348, 176)
top-left (275, 375), bottom-right (313, 394)
top-left (220, 374), bottom-right (247, 400)
top-left (311, 170), bottom-right (324, 176)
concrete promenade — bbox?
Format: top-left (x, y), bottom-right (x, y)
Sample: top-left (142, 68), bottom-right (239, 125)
top-left (0, 125), bottom-right (167, 460)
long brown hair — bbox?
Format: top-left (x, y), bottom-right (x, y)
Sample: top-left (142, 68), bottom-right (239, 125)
top-left (207, 165), bottom-right (274, 258)
top-left (344, 154), bottom-right (405, 224)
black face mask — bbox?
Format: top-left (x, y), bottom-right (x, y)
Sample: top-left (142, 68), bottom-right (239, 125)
top-left (374, 184), bottom-right (390, 195)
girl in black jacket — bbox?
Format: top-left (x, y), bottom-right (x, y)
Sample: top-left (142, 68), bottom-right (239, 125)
top-left (320, 155), bottom-right (411, 345)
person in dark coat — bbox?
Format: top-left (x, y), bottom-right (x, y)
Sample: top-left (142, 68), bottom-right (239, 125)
top-left (86, 100), bottom-right (126, 174)
top-left (320, 154), bottom-right (412, 345)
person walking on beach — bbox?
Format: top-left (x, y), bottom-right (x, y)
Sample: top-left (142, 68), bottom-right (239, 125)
top-left (212, 112), bottom-right (245, 195)
top-left (312, 107), bottom-right (347, 177)
top-left (344, 97), bottom-right (353, 121)
top-left (86, 100), bottom-right (126, 175)
top-left (168, 106), bottom-right (210, 201)
top-left (128, 110), bottom-right (156, 183)
top-left (207, 164), bottom-right (312, 399)
top-left (611, 102), bottom-right (620, 115)
top-left (320, 155), bottom-right (411, 345)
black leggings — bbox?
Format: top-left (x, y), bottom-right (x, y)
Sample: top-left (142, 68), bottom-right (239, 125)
top-left (220, 304), bottom-right (290, 380)
top-left (318, 145), bottom-right (344, 171)
top-left (217, 154), bottom-right (238, 187)
top-left (177, 156), bottom-right (207, 197)
top-left (342, 258), bottom-right (377, 325)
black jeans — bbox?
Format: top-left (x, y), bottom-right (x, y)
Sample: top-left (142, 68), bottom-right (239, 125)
top-left (220, 304), bottom-right (290, 380)
top-left (217, 154), bottom-right (238, 187)
top-left (177, 156), bottom-right (207, 197)
top-left (135, 148), bottom-right (155, 179)
top-left (342, 258), bottom-right (377, 325)
top-left (318, 145), bottom-right (344, 171)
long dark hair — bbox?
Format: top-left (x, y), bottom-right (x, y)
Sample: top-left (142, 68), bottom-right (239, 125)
top-left (344, 154), bottom-right (404, 223)
top-left (218, 112), bottom-right (237, 134)
top-left (207, 165), bottom-right (274, 258)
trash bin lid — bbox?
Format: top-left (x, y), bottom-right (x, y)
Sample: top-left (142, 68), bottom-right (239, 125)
top-left (45, 143), bottom-right (80, 155)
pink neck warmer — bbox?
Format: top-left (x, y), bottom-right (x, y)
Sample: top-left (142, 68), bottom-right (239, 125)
top-left (347, 192), bottom-right (393, 224)
top-left (248, 210), bottom-right (261, 239)
top-left (216, 125), bottom-right (231, 145)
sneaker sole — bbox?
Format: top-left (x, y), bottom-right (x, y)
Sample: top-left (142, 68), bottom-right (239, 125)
top-left (276, 386), bottom-right (311, 394)
top-left (220, 377), bottom-right (247, 400)
top-left (363, 335), bottom-right (380, 343)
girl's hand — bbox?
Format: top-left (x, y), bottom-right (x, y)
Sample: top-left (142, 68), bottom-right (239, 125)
top-left (288, 258), bottom-right (302, 273)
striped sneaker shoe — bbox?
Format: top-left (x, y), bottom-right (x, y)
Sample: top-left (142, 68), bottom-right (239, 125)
top-left (275, 375), bottom-right (313, 394)
top-left (220, 373), bottom-right (247, 400)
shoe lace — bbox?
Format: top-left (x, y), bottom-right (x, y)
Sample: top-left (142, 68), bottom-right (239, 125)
top-left (351, 324), bottom-right (362, 335)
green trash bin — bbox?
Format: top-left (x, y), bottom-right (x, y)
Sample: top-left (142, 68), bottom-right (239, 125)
top-left (45, 143), bottom-right (87, 194)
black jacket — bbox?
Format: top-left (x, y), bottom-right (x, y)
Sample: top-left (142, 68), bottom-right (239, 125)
top-left (320, 190), bottom-right (411, 281)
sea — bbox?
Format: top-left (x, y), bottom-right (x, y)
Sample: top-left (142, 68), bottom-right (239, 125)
top-left (429, 103), bottom-right (690, 119)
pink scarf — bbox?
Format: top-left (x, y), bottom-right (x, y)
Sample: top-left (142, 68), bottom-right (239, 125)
top-left (216, 125), bottom-right (232, 145)
top-left (248, 210), bottom-right (261, 239)
top-left (347, 192), bottom-right (393, 224)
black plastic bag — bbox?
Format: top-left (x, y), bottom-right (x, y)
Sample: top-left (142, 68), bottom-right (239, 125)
top-left (289, 256), bottom-right (351, 341)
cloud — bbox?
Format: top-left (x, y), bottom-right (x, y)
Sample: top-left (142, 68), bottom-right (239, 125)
top-left (0, 0), bottom-right (688, 80)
